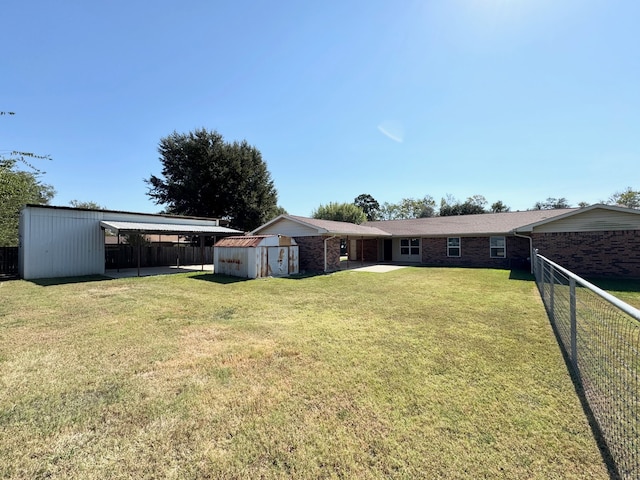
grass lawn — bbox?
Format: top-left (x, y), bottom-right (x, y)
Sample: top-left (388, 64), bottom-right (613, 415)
top-left (589, 277), bottom-right (640, 310)
top-left (0, 268), bottom-right (610, 479)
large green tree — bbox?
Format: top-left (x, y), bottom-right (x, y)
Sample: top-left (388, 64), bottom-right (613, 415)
top-left (490, 200), bottom-right (510, 213)
top-left (353, 193), bottom-right (380, 221)
top-left (312, 202), bottom-right (366, 224)
top-left (608, 187), bottom-right (640, 209)
top-left (439, 195), bottom-right (487, 216)
top-left (69, 199), bottom-right (105, 210)
top-left (146, 129), bottom-right (279, 231)
top-left (1, 112), bottom-right (55, 246)
top-left (0, 158), bottom-right (55, 246)
top-left (533, 197), bottom-right (571, 210)
top-left (378, 196), bottom-right (436, 220)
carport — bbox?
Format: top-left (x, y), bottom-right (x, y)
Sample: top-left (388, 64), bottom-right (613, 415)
top-left (100, 220), bottom-right (242, 277)
top-left (18, 205), bottom-right (243, 280)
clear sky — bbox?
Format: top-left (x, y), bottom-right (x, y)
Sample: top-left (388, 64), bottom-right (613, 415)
top-left (2, 0), bottom-right (638, 216)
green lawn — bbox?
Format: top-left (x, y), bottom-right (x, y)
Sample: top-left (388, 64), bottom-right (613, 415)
top-left (589, 277), bottom-right (640, 310)
top-left (0, 268), bottom-right (610, 479)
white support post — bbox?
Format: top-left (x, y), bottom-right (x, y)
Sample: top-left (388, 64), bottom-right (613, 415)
top-left (570, 277), bottom-right (578, 372)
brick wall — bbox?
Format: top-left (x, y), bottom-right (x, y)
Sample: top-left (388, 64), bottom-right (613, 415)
top-left (532, 230), bottom-right (640, 278)
top-left (294, 236), bottom-right (341, 273)
top-left (422, 235), bottom-right (530, 269)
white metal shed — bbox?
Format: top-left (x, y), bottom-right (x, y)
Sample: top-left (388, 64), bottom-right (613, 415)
top-left (214, 235), bottom-right (299, 278)
top-left (19, 204), bottom-right (241, 280)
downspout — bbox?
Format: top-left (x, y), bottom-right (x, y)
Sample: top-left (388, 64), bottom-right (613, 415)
top-left (324, 235), bottom-right (338, 273)
top-left (513, 231), bottom-right (534, 274)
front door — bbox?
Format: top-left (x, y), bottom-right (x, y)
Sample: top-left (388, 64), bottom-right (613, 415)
top-left (384, 239), bottom-right (393, 261)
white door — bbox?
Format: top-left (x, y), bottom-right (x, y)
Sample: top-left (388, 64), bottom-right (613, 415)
top-left (268, 246), bottom-right (289, 277)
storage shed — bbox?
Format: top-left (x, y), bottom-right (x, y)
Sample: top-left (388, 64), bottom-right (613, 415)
top-left (214, 235), bottom-right (299, 278)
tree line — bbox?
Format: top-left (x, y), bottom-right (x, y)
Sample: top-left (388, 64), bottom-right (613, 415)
top-left (2, 119), bottom-right (639, 246)
top-left (313, 189), bottom-right (640, 224)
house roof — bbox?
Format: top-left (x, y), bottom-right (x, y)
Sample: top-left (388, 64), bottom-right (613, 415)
top-left (252, 215), bottom-right (391, 237)
top-left (251, 205), bottom-right (640, 239)
top-left (366, 209), bottom-right (576, 236)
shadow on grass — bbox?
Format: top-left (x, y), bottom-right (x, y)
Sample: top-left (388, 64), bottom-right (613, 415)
top-left (508, 269), bottom-right (535, 282)
top-left (189, 273), bottom-right (252, 284)
top-left (29, 275), bottom-right (112, 287)
top-left (586, 278), bottom-right (640, 293)
top-left (190, 272), bottom-right (322, 284)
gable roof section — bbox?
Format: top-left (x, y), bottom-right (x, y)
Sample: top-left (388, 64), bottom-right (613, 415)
top-left (252, 214), bottom-right (391, 237)
top-left (515, 204), bottom-right (640, 233)
top-left (366, 209), bottom-right (575, 236)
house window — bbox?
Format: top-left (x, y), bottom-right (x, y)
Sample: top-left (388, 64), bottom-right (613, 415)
top-left (447, 237), bottom-right (460, 257)
top-left (490, 236), bottom-right (506, 258)
top-left (400, 238), bottom-right (420, 255)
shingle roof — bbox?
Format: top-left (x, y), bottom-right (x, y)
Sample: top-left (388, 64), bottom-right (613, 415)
top-left (365, 209), bottom-right (576, 236)
top-left (281, 215), bottom-right (391, 237)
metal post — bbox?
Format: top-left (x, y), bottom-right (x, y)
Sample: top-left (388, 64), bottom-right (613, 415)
top-left (549, 265), bottom-right (555, 320)
top-left (569, 277), bottom-right (578, 372)
top-left (200, 235), bottom-right (205, 271)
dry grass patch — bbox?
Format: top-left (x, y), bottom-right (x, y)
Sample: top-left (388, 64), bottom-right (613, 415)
top-left (0, 268), bottom-right (611, 479)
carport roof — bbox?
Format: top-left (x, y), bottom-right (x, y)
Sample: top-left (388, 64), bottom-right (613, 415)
top-left (100, 220), bottom-right (242, 236)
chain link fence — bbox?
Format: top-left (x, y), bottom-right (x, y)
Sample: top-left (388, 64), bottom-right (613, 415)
top-left (534, 253), bottom-right (639, 479)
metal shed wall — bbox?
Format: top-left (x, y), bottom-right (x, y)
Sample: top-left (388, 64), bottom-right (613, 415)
top-left (214, 235), bottom-right (299, 278)
top-left (19, 206), bottom-right (105, 279)
top-left (19, 205), bottom-right (227, 280)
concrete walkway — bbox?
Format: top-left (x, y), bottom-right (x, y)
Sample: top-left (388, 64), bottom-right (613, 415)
top-left (339, 259), bottom-right (408, 273)
top-left (105, 264), bottom-right (213, 279)
top-left (347, 264), bottom-right (407, 273)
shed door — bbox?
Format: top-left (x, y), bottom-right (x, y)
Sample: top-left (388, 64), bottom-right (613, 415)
top-left (268, 246), bottom-right (289, 277)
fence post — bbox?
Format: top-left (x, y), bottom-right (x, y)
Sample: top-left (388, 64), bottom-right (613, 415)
top-left (549, 265), bottom-right (555, 320)
top-left (569, 277), bottom-right (578, 372)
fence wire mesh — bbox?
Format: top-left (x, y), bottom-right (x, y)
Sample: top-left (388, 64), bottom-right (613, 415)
top-left (534, 254), bottom-right (639, 479)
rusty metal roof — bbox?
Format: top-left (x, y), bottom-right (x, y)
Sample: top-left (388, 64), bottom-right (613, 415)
top-left (214, 235), bottom-right (275, 248)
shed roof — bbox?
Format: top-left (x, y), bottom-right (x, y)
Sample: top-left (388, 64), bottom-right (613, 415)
top-left (100, 220), bottom-right (242, 236)
top-left (215, 235), bottom-right (275, 248)
top-left (26, 203), bottom-right (229, 223)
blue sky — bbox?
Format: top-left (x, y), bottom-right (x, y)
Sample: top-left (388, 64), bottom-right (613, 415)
top-left (2, 0), bottom-right (638, 216)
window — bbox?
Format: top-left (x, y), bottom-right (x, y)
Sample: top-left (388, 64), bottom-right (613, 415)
top-left (447, 237), bottom-right (460, 257)
top-left (400, 238), bottom-right (420, 255)
top-left (490, 236), bottom-right (506, 258)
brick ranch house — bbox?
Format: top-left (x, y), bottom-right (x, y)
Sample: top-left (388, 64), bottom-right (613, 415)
top-left (252, 205), bottom-right (640, 279)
